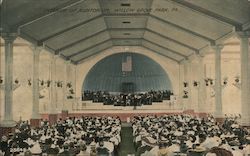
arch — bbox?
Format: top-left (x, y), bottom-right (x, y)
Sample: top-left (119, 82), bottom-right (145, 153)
top-left (82, 52), bottom-right (173, 93)
top-left (76, 46), bottom-right (180, 98)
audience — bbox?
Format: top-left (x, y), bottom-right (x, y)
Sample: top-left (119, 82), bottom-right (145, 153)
top-left (82, 90), bottom-right (173, 106)
top-left (131, 114), bottom-right (250, 156)
top-left (1, 114), bottom-right (250, 156)
top-left (0, 116), bottom-right (121, 156)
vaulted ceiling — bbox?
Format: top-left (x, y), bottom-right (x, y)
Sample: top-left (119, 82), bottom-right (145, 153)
top-left (1, 0), bottom-right (250, 64)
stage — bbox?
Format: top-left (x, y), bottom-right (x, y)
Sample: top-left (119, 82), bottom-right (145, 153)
top-left (40, 100), bottom-right (207, 123)
top-left (72, 100), bottom-right (182, 112)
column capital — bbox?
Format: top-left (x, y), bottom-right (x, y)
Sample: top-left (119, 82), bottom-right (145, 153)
top-left (65, 60), bottom-right (72, 65)
top-left (29, 45), bottom-right (43, 55)
top-left (2, 33), bottom-right (17, 43)
top-left (193, 52), bottom-right (205, 61)
top-left (210, 44), bottom-right (224, 51)
top-left (50, 54), bottom-right (60, 61)
top-left (180, 58), bottom-right (191, 65)
top-left (235, 31), bottom-right (250, 39)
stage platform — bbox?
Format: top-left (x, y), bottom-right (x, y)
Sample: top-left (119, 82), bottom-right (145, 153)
top-left (40, 100), bottom-right (208, 123)
top-left (71, 100), bottom-right (182, 112)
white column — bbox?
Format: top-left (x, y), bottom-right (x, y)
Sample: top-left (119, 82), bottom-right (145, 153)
top-left (62, 60), bottom-right (71, 111)
top-left (197, 54), bottom-right (206, 112)
top-left (0, 33), bottom-right (17, 127)
top-left (190, 56), bottom-right (198, 112)
top-left (183, 59), bottom-right (192, 109)
top-left (31, 46), bottom-right (42, 119)
top-left (178, 62), bottom-right (184, 110)
top-left (237, 31), bottom-right (250, 126)
top-left (211, 44), bottom-right (224, 118)
top-left (49, 54), bottom-right (58, 114)
top-left (73, 65), bottom-right (77, 100)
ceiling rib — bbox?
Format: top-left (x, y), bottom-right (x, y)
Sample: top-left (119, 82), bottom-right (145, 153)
top-left (59, 53), bottom-right (70, 61)
top-left (150, 15), bottom-right (215, 44)
top-left (169, 0), bottom-right (242, 30)
top-left (98, 28), bottom-right (198, 52)
top-left (243, 21), bottom-right (250, 31)
top-left (16, 0), bottom-right (85, 29)
top-left (44, 44), bottom-right (57, 54)
top-left (54, 27), bottom-right (191, 55)
top-left (68, 39), bottom-right (112, 58)
top-left (19, 30), bottom-right (39, 44)
top-left (111, 38), bottom-right (143, 46)
top-left (55, 29), bottom-right (107, 54)
top-left (75, 46), bottom-right (113, 64)
top-left (111, 38), bottom-right (143, 41)
top-left (97, 0), bottom-right (112, 46)
top-left (142, 45), bottom-right (180, 63)
top-left (108, 28), bottom-right (144, 31)
top-left (143, 39), bottom-right (187, 58)
top-left (142, 0), bottom-right (154, 38)
top-left (146, 28), bottom-right (199, 52)
top-left (35, 14), bottom-right (103, 45)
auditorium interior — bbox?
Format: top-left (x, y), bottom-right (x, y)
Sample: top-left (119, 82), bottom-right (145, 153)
top-left (1, 0), bottom-right (250, 155)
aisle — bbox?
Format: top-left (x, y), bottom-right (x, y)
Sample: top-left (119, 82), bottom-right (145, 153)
top-left (118, 123), bottom-right (136, 156)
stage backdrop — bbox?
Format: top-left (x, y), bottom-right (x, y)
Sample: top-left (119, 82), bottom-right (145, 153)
top-left (83, 52), bottom-right (172, 93)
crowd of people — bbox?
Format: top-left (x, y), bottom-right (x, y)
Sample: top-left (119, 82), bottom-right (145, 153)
top-left (82, 90), bottom-right (174, 106)
top-left (1, 114), bottom-right (250, 156)
top-left (132, 114), bottom-right (250, 156)
top-left (0, 116), bottom-right (121, 156)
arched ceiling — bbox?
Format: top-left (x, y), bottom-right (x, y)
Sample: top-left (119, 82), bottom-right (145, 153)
top-left (1, 0), bottom-right (250, 64)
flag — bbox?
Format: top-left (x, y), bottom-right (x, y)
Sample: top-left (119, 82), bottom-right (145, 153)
top-left (122, 56), bottom-right (132, 72)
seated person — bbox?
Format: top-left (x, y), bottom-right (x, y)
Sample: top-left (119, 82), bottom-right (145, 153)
top-left (96, 141), bottom-right (109, 155)
top-left (77, 143), bottom-right (89, 156)
top-left (207, 146), bottom-right (233, 156)
top-left (158, 142), bottom-right (170, 156)
top-left (90, 145), bottom-right (97, 156)
top-left (58, 143), bottom-right (73, 156)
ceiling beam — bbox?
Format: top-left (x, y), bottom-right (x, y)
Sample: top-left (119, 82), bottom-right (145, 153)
top-left (67, 39), bottom-right (112, 58)
top-left (141, 45), bottom-right (180, 63)
top-left (143, 0), bottom-right (154, 39)
top-left (18, 14), bottom-right (103, 46)
top-left (146, 28), bottom-right (199, 53)
top-left (108, 28), bottom-right (145, 31)
top-left (19, 31), bottom-right (38, 45)
top-left (97, 0), bottom-right (112, 49)
top-left (143, 38), bottom-right (187, 58)
top-left (111, 38), bottom-right (143, 41)
top-left (243, 21), bottom-right (250, 31)
top-left (150, 14), bottom-right (215, 44)
top-left (75, 46), bottom-right (113, 64)
top-left (16, 0), bottom-right (85, 30)
top-left (55, 29), bottom-right (108, 54)
top-left (36, 14), bottom-right (103, 45)
top-left (107, 28), bottom-right (199, 52)
top-left (54, 28), bottom-right (150, 55)
top-left (111, 38), bottom-right (143, 46)
top-left (169, 0), bottom-right (242, 30)
top-left (215, 30), bottom-right (235, 45)
top-left (59, 53), bottom-right (70, 61)
top-left (43, 44), bottom-right (56, 55)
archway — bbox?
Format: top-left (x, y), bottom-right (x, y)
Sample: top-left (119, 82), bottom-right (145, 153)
top-left (82, 52), bottom-right (173, 93)
top-left (75, 46), bottom-right (180, 99)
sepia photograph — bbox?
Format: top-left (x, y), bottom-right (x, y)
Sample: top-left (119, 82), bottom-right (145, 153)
top-left (0, 0), bottom-right (250, 155)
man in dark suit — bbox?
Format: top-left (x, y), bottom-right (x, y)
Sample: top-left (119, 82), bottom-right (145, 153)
top-left (96, 141), bottom-right (109, 156)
